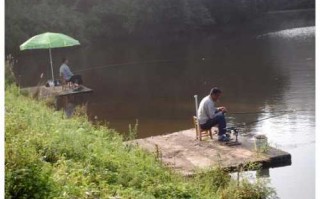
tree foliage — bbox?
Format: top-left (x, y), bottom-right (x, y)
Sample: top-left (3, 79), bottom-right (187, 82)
top-left (5, 0), bottom-right (314, 53)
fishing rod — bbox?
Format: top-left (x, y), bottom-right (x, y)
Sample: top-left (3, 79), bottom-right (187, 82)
top-left (74, 59), bottom-right (179, 73)
top-left (225, 111), bottom-right (293, 131)
top-left (73, 56), bottom-right (312, 74)
top-left (73, 57), bottom-right (209, 73)
top-left (236, 112), bottom-right (290, 127)
top-left (228, 110), bottom-right (298, 115)
top-left (224, 112), bottom-right (290, 142)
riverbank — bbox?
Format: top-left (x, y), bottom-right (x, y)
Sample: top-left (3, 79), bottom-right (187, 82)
top-left (5, 85), bottom-right (275, 198)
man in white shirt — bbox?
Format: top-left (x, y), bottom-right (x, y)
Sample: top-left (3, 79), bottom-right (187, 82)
top-left (59, 57), bottom-right (83, 87)
top-left (197, 87), bottom-right (229, 142)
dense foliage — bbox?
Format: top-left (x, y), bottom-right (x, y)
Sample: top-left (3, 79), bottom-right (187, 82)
top-left (5, 55), bottom-right (17, 86)
top-left (5, 84), bottom-right (275, 198)
top-left (5, 0), bottom-right (314, 53)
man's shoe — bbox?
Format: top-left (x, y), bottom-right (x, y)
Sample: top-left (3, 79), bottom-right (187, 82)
top-left (218, 135), bottom-right (230, 142)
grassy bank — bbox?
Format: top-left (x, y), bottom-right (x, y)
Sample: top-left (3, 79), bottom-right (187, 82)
top-left (5, 85), bottom-right (274, 198)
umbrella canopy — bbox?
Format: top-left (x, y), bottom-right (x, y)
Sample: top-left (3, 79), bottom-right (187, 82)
top-left (20, 32), bottom-right (80, 81)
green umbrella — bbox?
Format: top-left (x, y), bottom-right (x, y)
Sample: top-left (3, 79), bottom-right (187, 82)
top-left (20, 32), bottom-right (80, 81)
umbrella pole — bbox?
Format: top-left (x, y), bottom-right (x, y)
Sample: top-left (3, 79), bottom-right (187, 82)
top-left (49, 48), bottom-right (54, 81)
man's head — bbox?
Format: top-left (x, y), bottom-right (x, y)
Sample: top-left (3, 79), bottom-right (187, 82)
top-left (210, 87), bottom-right (222, 101)
top-left (62, 57), bottom-right (68, 64)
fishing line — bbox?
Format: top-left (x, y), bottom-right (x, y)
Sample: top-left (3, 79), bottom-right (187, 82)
top-left (73, 57), bottom-right (209, 73)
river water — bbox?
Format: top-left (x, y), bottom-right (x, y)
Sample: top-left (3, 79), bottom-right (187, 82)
top-left (15, 10), bottom-right (315, 199)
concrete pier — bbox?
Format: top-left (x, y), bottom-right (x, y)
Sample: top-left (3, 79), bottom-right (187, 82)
top-left (21, 85), bottom-right (93, 118)
top-left (21, 85), bottom-right (93, 99)
top-left (129, 129), bottom-right (291, 176)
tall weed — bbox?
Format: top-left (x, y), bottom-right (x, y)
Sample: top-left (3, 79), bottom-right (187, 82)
top-left (5, 54), bottom-right (17, 87)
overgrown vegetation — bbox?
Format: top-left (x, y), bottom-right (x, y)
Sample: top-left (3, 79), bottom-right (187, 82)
top-left (5, 84), bottom-right (276, 198)
top-left (5, 54), bottom-right (17, 86)
top-left (5, 0), bottom-right (314, 53)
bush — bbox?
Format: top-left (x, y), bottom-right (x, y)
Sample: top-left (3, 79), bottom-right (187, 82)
top-left (6, 165), bottom-right (55, 199)
top-left (219, 179), bottom-right (276, 199)
top-left (5, 54), bottom-right (17, 87)
top-left (5, 138), bottom-right (56, 198)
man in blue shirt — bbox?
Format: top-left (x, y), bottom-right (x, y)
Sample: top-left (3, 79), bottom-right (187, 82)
top-left (59, 57), bottom-right (83, 87)
top-left (197, 87), bottom-right (229, 142)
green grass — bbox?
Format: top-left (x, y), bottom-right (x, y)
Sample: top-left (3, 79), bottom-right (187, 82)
top-left (5, 85), bottom-right (275, 199)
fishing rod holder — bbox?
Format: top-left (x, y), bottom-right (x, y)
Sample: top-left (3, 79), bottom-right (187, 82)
top-left (225, 127), bottom-right (240, 143)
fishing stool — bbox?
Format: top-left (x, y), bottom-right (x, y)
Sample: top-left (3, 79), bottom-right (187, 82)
top-left (193, 116), bottom-right (213, 141)
top-left (61, 77), bottom-right (73, 91)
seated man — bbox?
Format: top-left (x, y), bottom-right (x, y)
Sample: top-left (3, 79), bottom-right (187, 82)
top-left (197, 87), bottom-right (229, 142)
top-left (59, 57), bottom-right (83, 88)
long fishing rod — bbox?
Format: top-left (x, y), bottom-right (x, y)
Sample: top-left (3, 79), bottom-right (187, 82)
top-left (225, 111), bottom-right (292, 134)
top-left (74, 57), bottom-right (312, 74)
top-left (224, 112), bottom-right (289, 141)
top-left (237, 112), bottom-right (289, 127)
top-left (73, 57), bottom-right (209, 73)
top-left (74, 59), bottom-right (179, 73)
top-left (228, 110), bottom-right (298, 115)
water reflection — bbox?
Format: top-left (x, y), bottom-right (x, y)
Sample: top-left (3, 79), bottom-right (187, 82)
top-left (258, 26), bottom-right (315, 40)
top-left (234, 25), bottom-right (315, 199)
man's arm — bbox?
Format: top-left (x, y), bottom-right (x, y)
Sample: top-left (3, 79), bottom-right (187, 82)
top-left (217, 107), bottom-right (227, 113)
top-left (207, 101), bottom-right (219, 117)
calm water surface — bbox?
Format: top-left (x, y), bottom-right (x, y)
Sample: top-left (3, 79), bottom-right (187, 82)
top-left (16, 12), bottom-right (315, 199)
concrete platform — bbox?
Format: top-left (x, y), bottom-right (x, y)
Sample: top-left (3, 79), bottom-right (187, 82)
top-left (21, 85), bottom-right (93, 99)
top-left (129, 129), bottom-right (291, 176)
top-left (55, 86), bottom-right (93, 97)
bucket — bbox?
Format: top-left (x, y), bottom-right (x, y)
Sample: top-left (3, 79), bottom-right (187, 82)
top-left (45, 80), bottom-right (61, 87)
top-left (45, 80), bottom-right (54, 87)
top-left (254, 134), bottom-right (268, 152)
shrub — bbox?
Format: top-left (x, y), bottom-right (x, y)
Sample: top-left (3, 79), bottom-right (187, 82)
top-left (5, 140), bottom-right (56, 198)
top-left (219, 179), bottom-right (276, 199)
top-left (5, 54), bottom-right (17, 87)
